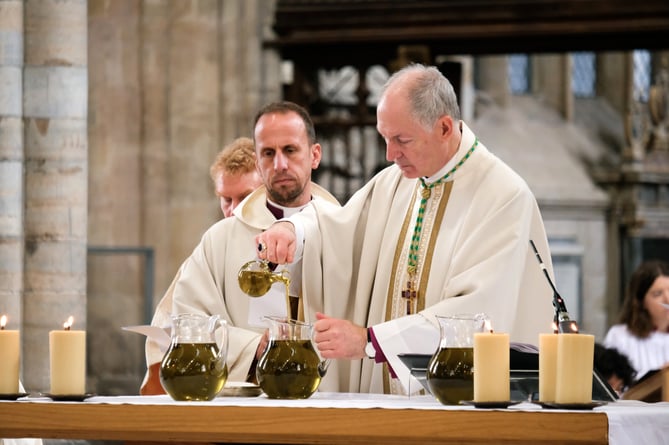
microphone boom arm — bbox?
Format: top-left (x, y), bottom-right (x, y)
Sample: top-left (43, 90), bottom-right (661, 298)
top-left (529, 240), bottom-right (579, 333)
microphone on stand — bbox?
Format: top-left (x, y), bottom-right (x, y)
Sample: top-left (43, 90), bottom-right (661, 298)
top-left (529, 239), bottom-right (579, 334)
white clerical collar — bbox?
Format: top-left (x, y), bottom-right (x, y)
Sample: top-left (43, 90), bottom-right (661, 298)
top-left (267, 198), bottom-right (311, 218)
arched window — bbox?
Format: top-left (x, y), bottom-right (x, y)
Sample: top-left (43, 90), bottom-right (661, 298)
top-left (571, 52), bottom-right (596, 98)
top-left (508, 54), bottom-right (530, 95)
top-left (633, 50), bottom-right (651, 103)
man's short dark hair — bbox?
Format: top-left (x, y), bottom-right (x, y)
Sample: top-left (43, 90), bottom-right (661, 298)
top-left (253, 101), bottom-right (316, 145)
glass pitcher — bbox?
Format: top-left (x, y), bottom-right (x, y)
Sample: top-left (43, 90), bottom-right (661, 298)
top-left (238, 260), bottom-right (290, 297)
top-left (426, 313), bottom-right (487, 405)
top-left (256, 316), bottom-right (329, 399)
top-left (159, 313), bottom-right (229, 401)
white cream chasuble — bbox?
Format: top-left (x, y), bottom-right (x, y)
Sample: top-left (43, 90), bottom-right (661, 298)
top-left (295, 122), bottom-right (555, 394)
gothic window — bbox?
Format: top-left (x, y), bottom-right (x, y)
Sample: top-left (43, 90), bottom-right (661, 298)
top-left (633, 49), bottom-right (651, 103)
top-left (508, 54), bottom-right (531, 95)
top-left (571, 52), bottom-right (596, 98)
top-left (304, 65), bottom-right (390, 202)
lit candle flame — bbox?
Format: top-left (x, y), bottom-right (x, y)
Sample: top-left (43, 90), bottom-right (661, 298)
top-left (63, 316), bottom-right (74, 330)
top-left (0, 315), bottom-right (6, 330)
top-left (569, 321), bottom-right (579, 333)
top-left (551, 321), bottom-right (558, 334)
top-left (484, 319), bottom-right (493, 333)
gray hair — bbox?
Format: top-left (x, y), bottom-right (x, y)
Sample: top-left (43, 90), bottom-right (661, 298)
top-left (382, 63), bottom-right (461, 129)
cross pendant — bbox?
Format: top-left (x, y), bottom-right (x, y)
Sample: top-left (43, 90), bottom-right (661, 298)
top-left (401, 280), bottom-right (418, 315)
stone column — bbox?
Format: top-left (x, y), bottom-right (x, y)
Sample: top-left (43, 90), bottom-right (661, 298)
top-left (220, 0), bottom-right (281, 142)
top-left (140, 0), bottom-right (171, 296)
top-left (257, 0), bottom-right (282, 104)
top-left (221, 0), bottom-right (260, 139)
top-left (532, 54), bottom-right (572, 121)
top-left (166, 0), bottom-right (221, 272)
top-left (23, 0), bottom-right (88, 391)
top-left (597, 52), bottom-right (631, 117)
top-left (476, 56), bottom-right (509, 108)
top-left (0, 0), bottom-right (23, 336)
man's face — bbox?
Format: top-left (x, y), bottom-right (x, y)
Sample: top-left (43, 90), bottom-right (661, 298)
top-left (214, 170), bottom-right (262, 218)
top-left (376, 88), bottom-right (454, 179)
top-left (254, 111), bottom-right (321, 207)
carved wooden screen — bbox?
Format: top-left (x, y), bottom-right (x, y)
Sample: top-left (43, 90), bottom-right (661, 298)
top-left (283, 63), bottom-right (391, 203)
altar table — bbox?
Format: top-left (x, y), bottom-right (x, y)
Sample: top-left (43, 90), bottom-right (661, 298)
top-left (1, 393), bottom-right (668, 444)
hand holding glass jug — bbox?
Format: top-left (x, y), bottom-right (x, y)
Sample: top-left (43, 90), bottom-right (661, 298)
top-left (256, 316), bottom-right (329, 399)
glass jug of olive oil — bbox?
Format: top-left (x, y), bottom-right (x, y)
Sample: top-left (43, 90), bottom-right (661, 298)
top-left (160, 313), bottom-right (228, 401)
top-left (238, 259), bottom-right (290, 297)
top-left (427, 313), bottom-right (487, 405)
top-left (256, 316), bottom-right (329, 399)
top-left (238, 259), bottom-right (301, 319)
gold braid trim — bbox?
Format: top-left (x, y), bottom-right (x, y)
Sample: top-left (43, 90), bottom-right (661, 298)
top-left (380, 181), bottom-right (454, 393)
top-left (416, 181), bottom-right (453, 312)
top-left (384, 187), bottom-right (418, 323)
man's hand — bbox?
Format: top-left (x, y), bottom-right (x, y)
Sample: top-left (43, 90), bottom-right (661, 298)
top-left (256, 221), bottom-right (296, 264)
top-left (256, 329), bottom-right (269, 360)
top-left (313, 312), bottom-right (367, 360)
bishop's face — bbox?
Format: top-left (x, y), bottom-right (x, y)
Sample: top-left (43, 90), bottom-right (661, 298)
top-left (376, 89), bottom-right (456, 179)
top-left (254, 111), bottom-right (321, 207)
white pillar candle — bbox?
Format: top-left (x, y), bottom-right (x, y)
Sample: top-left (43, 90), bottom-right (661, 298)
top-left (555, 333), bottom-right (594, 404)
top-left (474, 329), bottom-right (510, 402)
top-left (539, 333), bottom-right (558, 402)
top-left (49, 317), bottom-right (86, 395)
top-left (0, 315), bottom-right (20, 394)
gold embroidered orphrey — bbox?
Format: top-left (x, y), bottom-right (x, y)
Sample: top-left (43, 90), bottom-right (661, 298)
top-left (383, 179), bottom-right (453, 395)
top-left (397, 139), bottom-right (478, 316)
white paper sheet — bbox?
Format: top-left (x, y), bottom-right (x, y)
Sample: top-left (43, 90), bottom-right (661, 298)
top-left (121, 325), bottom-right (171, 351)
top-left (247, 284), bottom-right (288, 327)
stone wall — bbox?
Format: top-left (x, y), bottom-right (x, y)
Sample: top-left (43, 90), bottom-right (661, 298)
top-left (0, 0), bottom-right (24, 346)
top-left (86, 0), bottom-right (281, 394)
top-left (23, 0), bottom-right (89, 392)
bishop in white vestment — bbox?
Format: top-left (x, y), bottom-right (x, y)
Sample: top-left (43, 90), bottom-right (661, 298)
top-left (258, 65), bottom-right (556, 394)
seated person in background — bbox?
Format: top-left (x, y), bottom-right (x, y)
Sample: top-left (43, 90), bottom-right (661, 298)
top-left (604, 260), bottom-right (669, 379)
top-left (140, 101), bottom-right (339, 395)
top-left (594, 343), bottom-right (637, 396)
top-left (210, 137), bottom-right (262, 218)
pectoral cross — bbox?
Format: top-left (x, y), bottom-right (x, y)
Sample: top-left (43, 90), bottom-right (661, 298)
top-left (402, 280), bottom-right (418, 315)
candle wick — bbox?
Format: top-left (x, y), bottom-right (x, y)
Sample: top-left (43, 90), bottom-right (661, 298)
top-left (489, 329), bottom-right (493, 334)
